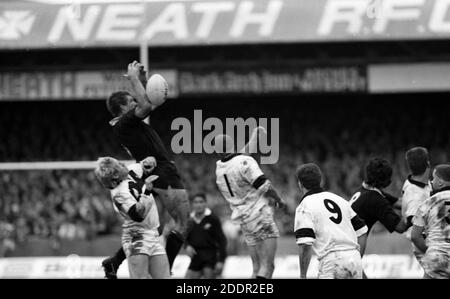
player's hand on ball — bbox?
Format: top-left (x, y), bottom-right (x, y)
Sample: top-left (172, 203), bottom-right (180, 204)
top-left (124, 60), bottom-right (140, 80)
top-left (185, 245), bottom-right (197, 258)
top-left (141, 156), bottom-right (157, 173)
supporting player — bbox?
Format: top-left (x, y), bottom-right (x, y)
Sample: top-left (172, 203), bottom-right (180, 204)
top-left (184, 193), bottom-right (227, 279)
top-left (401, 147), bottom-right (432, 266)
top-left (294, 163), bottom-right (368, 279)
top-left (95, 157), bottom-right (170, 279)
top-left (411, 164), bottom-right (450, 279)
top-left (102, 61), bottom-right (189, 278)
top-left (214, 134), bottom-right (285, 279)
top-left (350, 158), bottom-right (410, 257)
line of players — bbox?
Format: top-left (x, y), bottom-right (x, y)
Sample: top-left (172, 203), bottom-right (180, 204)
top-left (94, 60), bottom-right (449, 279)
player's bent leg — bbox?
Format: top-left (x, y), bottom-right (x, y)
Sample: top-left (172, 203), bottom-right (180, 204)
top-left (154, 187), bottom-right (190, 270)
top-left (154, 187), bottom-right (190, 236)
top-left (185, 269), bottom-right (203, 279)
top-left (248, 245), bottom-right (260, 278)
top-left (128, 254), bottom-right (151, 279)
top-left (102, 246), bottom-right (126, 279)
top-left (148, 254), bottom-right (171, 279)
top-left (257, 237), bottom-right (277, 279)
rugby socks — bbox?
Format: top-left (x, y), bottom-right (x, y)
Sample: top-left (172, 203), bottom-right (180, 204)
top-left (166, 230), bottom-right (184, 270)
top-left (115, 247), bottom-right (126, 264)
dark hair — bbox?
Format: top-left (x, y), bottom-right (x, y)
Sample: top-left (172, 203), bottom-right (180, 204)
top-left (365, 158), bottom-right (392, 189)
top-left (191, 193), bottom-right (207, 202)
top-left (296, 163), bottom-right (322, 190)
top-left (434, 164), bottom-right (450, 182)
top-left (106, 91), bottom-right (132, 117)
top-left (405, 147), bottom-right (430, 176)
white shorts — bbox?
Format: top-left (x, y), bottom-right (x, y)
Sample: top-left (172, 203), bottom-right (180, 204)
top-left (318, 249), bottom-right (363, 279)
top-left (240, 205), bottom-right (279, 247)
top-left (122, 229), bottom-right (166, 258)
top-left (421, 249), bottom-right (450, 279)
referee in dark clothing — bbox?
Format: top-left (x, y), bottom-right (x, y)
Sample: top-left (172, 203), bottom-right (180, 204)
top-left (185, 193), bottom-right (227, 279)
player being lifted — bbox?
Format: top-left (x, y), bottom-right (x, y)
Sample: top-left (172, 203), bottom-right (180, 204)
top-left (401, 147), bottom-right (432, 266)
top-left (294, 164), bottom-right (368, 279)
top-left (411, 164), bottom-right (450, 279)
top-left (103, 61), bottom-right (188, 278)
top-left (214, 132), bottom-right (285, 279)
top-left (95, 156), bottom-right (170, 279)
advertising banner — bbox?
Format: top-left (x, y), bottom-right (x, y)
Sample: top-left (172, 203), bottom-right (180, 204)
top-left (1, 0), bottom-right (450, 49)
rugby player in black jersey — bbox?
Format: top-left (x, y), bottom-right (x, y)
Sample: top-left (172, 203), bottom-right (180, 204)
top-left (102, 61), bottom-right (188, 278)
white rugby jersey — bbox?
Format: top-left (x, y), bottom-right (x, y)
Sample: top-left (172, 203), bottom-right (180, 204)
top-left (110, 163), bottom-right (159, 231)
top-left (216, 154), bottom-right (270, 223)
top-left (294, 189), bottom-right (367, 259)
top-left (413, 188), bottom-right (450, 252)
top-left (401, 176), bottom-right (431, 240)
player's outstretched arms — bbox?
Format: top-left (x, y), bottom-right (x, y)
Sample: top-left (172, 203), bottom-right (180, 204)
top-left (298, 244), bottom-right (313, 279)
top-left (411, 225), bottom-right (427, 253)
top-left (238, 126), bottom-right (266, 155)
top-left (125, 61), bottom-right (158, 118)
top-left (128, 194), bottom-right (155, 222)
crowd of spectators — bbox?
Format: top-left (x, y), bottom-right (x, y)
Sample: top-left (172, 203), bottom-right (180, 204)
top-left (0, 96), bottom-right (449, 255)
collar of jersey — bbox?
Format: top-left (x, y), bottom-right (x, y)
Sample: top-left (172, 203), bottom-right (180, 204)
top-left (430, 185), bottom-right (450, 196)
top-left (362, 182), bottom-right (384, 196)
top-left (221, 153), bottom-right (241, 162)
top-left (190, 208), bottom-right (212, 223)
top-left (300, 188), bottom-right (324, 203)
top-left (407, 175), bottom-right (428, 189)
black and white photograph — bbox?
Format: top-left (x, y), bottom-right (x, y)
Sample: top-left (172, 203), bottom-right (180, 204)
top-left (0, 0), bottom-right (449, 285)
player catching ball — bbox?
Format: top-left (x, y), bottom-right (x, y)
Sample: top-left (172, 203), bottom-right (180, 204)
top-left (95, 156), bottom-right (170, 279)
top-left (102, 61), bottom-right (189, 278)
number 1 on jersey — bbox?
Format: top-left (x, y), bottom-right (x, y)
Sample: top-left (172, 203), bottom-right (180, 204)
top-left (223, 174), bottom-right (234, 197)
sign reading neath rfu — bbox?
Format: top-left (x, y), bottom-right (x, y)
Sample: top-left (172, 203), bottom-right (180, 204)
top-left (1, 0), bottom-right (450, 49)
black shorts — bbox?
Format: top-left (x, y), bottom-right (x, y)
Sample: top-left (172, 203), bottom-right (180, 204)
top-left (188, 249), bottom-right (218, 272)
top-left (153, 161), bottom-right (184, 189)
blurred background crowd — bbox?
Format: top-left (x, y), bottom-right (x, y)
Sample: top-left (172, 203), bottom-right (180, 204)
top-left (1, 95), bottom-right (449, 257)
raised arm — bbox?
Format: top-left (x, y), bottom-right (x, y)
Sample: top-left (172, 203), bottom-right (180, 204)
top-left (125, 61), bottom-right (158, 119)
top-left (238, 126), bottom-right (266, 155)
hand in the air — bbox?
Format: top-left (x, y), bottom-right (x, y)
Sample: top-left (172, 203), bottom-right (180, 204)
top-left (124, 61), bottom-right (141, 80)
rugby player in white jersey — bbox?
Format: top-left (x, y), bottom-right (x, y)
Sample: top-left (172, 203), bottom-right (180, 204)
top-left (95, 156), bottom-right (170, 279)
top-left (214, 133), bottom-right (285, 279)
top-left (401, 147), bottom-right (432, 266)
top-left (294, 163), bottom-right (368, 279)
top-left (411, 164), bottom-right (450, 279)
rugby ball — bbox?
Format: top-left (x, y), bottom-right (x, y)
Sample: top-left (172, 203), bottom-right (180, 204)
top-left (146, 74), bottom-right (168, 106)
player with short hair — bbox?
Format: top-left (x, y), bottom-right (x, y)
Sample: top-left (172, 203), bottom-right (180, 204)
top-left (214, 133), bottom-right (285, 279)
top-left (411, 164), bottom-right (450, 279)
top-left (184, 193), bottom-right (227, 279)
top-left (95, 156), bottom-right (170, 279)
top-left (401, 147), bottom-right (432, 266)
top-left (295, 163), bottom-right (368, 279)
top-left (102, 61), bottom-right (189, 278)
top-left (350, 158), bottom-right (409, 257)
